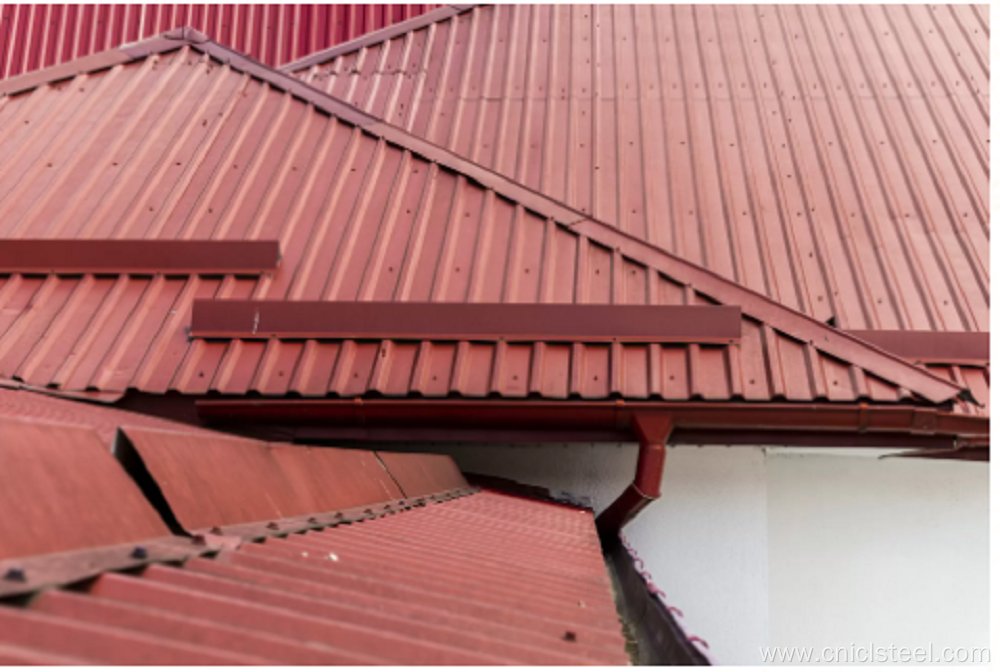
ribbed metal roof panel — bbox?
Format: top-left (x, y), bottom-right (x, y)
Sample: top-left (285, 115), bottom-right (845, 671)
top-left (0, 4), bottom-right (437, 78)
top-left (0, 39), bottom-right (966, 406)
top-left (0, 491), bottom-right (629, 665)
top-left (290, 4), bottom-right (989, 334)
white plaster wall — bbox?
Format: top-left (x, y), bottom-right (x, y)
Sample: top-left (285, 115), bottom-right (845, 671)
top-left (373, 442), bottom-right (988, 665)
top-left (767, 451), bottom-right (990, 663)
top-left (625, 446), bottom-right (769, 665)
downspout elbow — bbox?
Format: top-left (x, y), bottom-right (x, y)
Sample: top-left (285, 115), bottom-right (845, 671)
top-left (596, 413), bottom-right (673, 540)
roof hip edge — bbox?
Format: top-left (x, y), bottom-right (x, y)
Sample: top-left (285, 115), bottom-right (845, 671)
top-left (278, 5), bottom-right (478, 74)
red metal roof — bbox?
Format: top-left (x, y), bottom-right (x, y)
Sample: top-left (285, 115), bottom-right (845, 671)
top-left (0, 381), bottom-right (211, 444)
top-left (0, 4), bottom-right (438, 79)
top-left (0, 492), bottom-right (627, 664)
top-left (288, 4), bottom-right (989, 335)
top-left (119, 426), bottom-right (407, 530)
top-left (0, 406), bottom-right (628, 663)
top-left (0, 31), bottom-right (970, 412)
top-left (0, 416), bottom-right (169, 560)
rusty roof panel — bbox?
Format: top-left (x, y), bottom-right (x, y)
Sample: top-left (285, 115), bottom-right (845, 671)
top-left (0, 417), bottom-right (168, 560)
top-left (376, 451), bottom-right (468, 497)
top-left (0, 240), bottom-right (280, 274)
top-left (0, 4), bottom-right (438, 78)
top-left (292, 4), bottom-right (989, 335)
top-left (0, 36), bottom-right (967, 408)
top-left (120, 426), bottom-right (408, 530)
top-left (0, 491), bottom-right (629, 664)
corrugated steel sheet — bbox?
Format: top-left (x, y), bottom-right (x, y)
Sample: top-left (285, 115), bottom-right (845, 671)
top-left (376, 450), bottom-right (468, 496)
top-left (289, 4), bottom-right (989, 334)
top-left (0, 488), bottom-right (629, 664)
top-left (0, 382), bottom-right (210, 444)
top-left (0, 4), bottom-right (438, 79)
top-left (0, 35), bottom-right (968, 409)
top-left (0, 416), bottom-right (168, 560)
top-left (0, 405), bottom-right (625, 661)
top-left (120, 426), bottom-right (405, 530)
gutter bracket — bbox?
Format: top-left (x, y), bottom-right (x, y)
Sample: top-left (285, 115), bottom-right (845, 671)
top-left (912, 408), bottom-right (937, 435)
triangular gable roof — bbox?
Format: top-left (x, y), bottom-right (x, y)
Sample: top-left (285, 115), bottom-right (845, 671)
top-left (0, 29), bottom-right (967, 407)
top-left (282, 4), bottom-right (989, 336)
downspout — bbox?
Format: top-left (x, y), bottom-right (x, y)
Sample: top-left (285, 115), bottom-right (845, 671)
top-left (596, 413), bottom-right (674, 539)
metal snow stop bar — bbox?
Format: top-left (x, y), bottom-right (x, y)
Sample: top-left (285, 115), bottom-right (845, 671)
top-left (0, 240), bottom-right (281, 274)
top-left (189, 301), bottom-right (743, 343)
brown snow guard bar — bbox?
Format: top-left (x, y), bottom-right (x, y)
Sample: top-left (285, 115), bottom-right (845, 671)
top-left (190, 301), bottom-right (742, 343)
top-left (0, 240), bottom-right (280, 274)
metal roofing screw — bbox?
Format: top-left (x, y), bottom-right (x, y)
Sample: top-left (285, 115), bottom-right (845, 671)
top-left (334, 512), bottom-right (345, 520)
top-left (3, 567), bottom-right (26, 582)
top-left (210, 526), bottom-right (223, 535)
top-left (131, 546), bottom-right (149, 560)
top-left (563, 631), bottom-right (577, 643)
top-left (266, 521), bottom-right (280, 530)
top-left (307, 517), bottom-right (319, 524)
top-left (192, 534), bottom-right (207, 546)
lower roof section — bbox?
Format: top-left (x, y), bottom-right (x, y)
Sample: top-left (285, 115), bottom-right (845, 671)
top-left (0, 491), bottom-right (628, 665)
top-left (0, 393), bottom-right (629, 664)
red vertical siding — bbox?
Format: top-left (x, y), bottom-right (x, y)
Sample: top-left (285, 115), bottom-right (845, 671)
top-left (0, 4), bottom-right (437, 78)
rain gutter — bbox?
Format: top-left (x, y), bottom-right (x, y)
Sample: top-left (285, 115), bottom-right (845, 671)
top-left (195, 398), bottom-right (986, 446)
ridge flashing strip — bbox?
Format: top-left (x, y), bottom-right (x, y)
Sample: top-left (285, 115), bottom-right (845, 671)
top-left (189, 301), bottom-right (743, 343)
